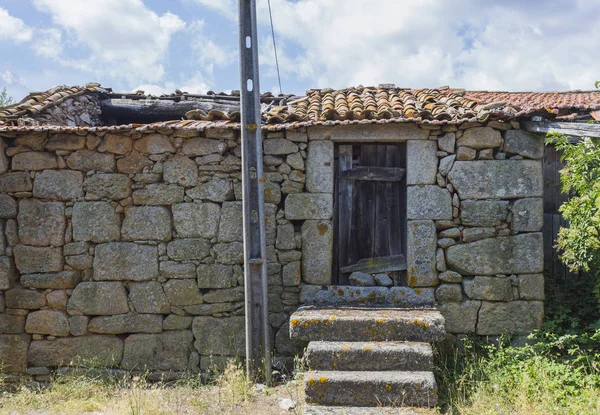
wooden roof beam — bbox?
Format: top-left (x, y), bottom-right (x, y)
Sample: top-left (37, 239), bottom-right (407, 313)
top-left (523, 121), bottom-right (600, 138)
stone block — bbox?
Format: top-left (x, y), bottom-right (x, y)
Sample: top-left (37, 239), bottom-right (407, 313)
top-left (14, 245), bottom-right (63, 274)
top-left (129, 282), bottom-right (171, 314)
top-left (193, 316), bottom-right (245, 356)
top-left (504, 130), bottom-right (544, 159)
top-left (25, 310), bottom-right (69, 337)
top-left (437, 301), bottom-right (480, 333)
top-left (438, 132), bottom-right (455, 153)
top-left (202, 286), bottom-right (244, 303)
top-left (349, 271), bottom-right (375, 286)
top-left (163, 315), bottom-right (192, 330)
top-left (132, 184), bottom-right (184, 205)
top-left (121, 331), bottom-right (193, 371)
top-left (213, 242), bottom-right (244, 264)
top-left (463, 276), bottom-right (512, 301)
top-left (406, 220), bottom-right (437, 287)
top-left (275, 320), bottom-right (307, 356)
top-left (160, 261), bottom-right (196, 279)
top-left (218, 202), bottom-right (243, 242)
top-left (511, 198), bottom-right (543, 232)
top-left (276, 223), bottom-right (296, 250)
top-left (0, 138), bottom-right (7, 174)
top-left (29, 335), bottom-right (123, 367)
top-left (461, 200), bottom-right (509, 226)
top-left (197, 264), bottom-right (235, 289)
top-left (302, 220), bottom-right (333, 285)
top-left (457, 127), bottom-right (502, 149)
top-left (182, 138), bottom-right (227, 156)
top-left (386, 287), bottom-right (435, 308)
top-left (0, 172), bottom-right (32, 192)
top-left (187, 178), bottom-right (233, 202)
top-left (63, 241), bottom-right (90, 256)
top-left (374, 273), bottom-right (393, 287)
top-left (477, 301), bottom-right (544, 335)
top-left (15, 132), bottom-right (46, 151)
top-left (66, 150), bottom-right (116, 172)
top-left (455, 147), bottom-right (476, 160)
top-left (117, 150), bottom-right (153, 174)
top-left (310, 123), bottom-right (428, 142)
top-left (33, 170), bottom-right (84, 200)
top-left (133, 134), bottom-right (175, 154)
top-left (18, 199), bottom-right (66, 246)
top-left (0, 257), bottom-right (15, 290)
top-left (69, 316), bottom-right (88, 336)
top-left (12, 152), bottom-right (58, 171)
top-left (407, 140), bottom-right (438, 185)
top-left (285, 193), bottom-right (333, 220)
top-left (448, 160), bottom-right (543, 199)
top-left (0, 314), bottom-right (25, 334)
top-left (435, 284), bottom-right (462, 303)
top-left (46, 290), bottom-right (68, 310)
top-left (287, 152), bottom-right (304, 170)
top-left (67, 281), bottom-right (129, 316)
top-left (518, 274), bottom-right (545, 300)
top-left (0, 194), bottom-right (17, 218)
top-left (21, 271), bottom-right (80, 289)
top-left (94, 242), bottom-right (158, 281)
top-left (438, 154), bottom-right (456, 177)
top-left (447, 233), bottom-right (543, 275)
top-left (407, 186), bottom-right (452, 220)
top-left (0, 334), bottom-right (30, 372)
top-left (45, 134), bottom-right (85, 151)
top-left (462, 227), bottom-right (496, 242)
top-left (84, 174), bottom-right (131, 200)
top-left (72, 202), bottom-right (121, 243)
top-left (98, 134), bottom-right (133, 155)
top-left (282, 261), bottom-right (301, 287)
top-left (264, 138), bottom-right (299, 155)
top-left (438, 270), bottom-right (463, 283)
top-left (264, 180), bottom-right (282, 204)
top-left (306, 140), bottom-right (334, 193)
top-left (88, 313), bottom-right (163, 334)
top-left (122, 206), bottom-right (172, 241)
top-left (5, 287), bottom-right (46, 309)
top-left (172, 203), bottom-right (220, 238)
top-left (163, 156), bottom-right (198, 187)
top-left (167, 238), bottom-right (211, 260)
top-left (164, 279), bottom-right (203, 306)
top-left (65, 253), bottom-right (94, 270)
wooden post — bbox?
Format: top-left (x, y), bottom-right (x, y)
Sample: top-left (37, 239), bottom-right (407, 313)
top-left (238, 0), bottom-right (271, 384)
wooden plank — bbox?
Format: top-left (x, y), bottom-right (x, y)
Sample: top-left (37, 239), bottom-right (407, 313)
top-left (523, 121), bottom-right (600, 138)
top-left (340, 255), bottom-right (407, 274)
top-left (374, 145), bottom-right (389, 257)
top-left (338, 144), bottom-right (353, 278)
top-left (338, 166), bottom-right (405, 182)
top-left (386, 144), bottom-right (402, 257)
top-left (354, 144), bottom-right (378, 260)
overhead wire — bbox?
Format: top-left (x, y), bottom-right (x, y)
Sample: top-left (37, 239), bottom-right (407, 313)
top-left (266, 0), bottom-right (283, 94)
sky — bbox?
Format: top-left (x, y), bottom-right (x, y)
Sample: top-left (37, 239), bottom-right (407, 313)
top-left (1, 0), bottom-right (599, 103)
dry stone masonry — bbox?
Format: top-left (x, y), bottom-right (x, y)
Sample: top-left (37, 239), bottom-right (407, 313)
top-left (0, 118), bottom-right (545, 379)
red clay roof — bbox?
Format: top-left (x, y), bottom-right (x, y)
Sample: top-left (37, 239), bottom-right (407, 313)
top-left (2, 84), bottom-right (600, 131)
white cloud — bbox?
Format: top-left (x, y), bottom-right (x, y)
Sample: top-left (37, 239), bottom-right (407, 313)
top-left (1, 70), bottom-right (20, 86)
top-left (32, 0), bottom-right (185, 84)
top-left (0, 7), bottom-right (33, 43)
top-left (187, 0), bottom-right (237, 20)
top-left (252, 0), bottom-right (600, 91)
top-left (32, 28), bottom-right (63, 58)
top-left (188, 20), bottom-right (235, 77)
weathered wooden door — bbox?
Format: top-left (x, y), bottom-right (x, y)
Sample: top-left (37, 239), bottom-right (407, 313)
top-left (335, 143), bottom-right (407, 284)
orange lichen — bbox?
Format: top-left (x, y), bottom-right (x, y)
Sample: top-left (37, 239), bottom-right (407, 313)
top-left (307, 378), bottom-right (317, 386)
top-left (414, 289), bottom-right (421, 294)
top-left (363, 347), bottom-right (372, 352)
top-left (291, 319), bottom-right (300, 327)
top-left (385, 384), bottom-right (392, 391)
top-left (416, 385), bottom-right (421, 391)
top-left (375, 318), bottom-right (387, 324)
top-left (319, 377), bottom-right (328, 383)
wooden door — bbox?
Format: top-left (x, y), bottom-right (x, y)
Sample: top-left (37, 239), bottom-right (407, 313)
top-left (335, 143), bottom-right (407, 284)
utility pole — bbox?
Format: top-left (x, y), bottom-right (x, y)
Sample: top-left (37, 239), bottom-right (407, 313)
top-left (238, 0), bottom-right (271, 384)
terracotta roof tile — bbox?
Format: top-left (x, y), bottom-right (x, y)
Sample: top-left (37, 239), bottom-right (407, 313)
top-left (2, 83), bottom-right (600, 132)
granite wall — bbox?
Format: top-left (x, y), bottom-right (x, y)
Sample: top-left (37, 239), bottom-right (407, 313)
top-left (0, 119), bottom-right (545, 380)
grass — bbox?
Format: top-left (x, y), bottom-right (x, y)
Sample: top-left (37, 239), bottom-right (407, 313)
top-left (0, 360), bottom-right (305, 415)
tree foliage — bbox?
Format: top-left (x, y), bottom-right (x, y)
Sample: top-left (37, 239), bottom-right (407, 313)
top-left (0, 87), bottom-right (14, 107)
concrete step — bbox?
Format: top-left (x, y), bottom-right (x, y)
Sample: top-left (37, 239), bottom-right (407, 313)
top-left (304, 370), bottom-right (437, 407)
top-left (306, 341), bottom-right (433, 372)
top-left (290, 308), bottom-right (445, 343)
top-left (303, 406), bottom-right (424, 414)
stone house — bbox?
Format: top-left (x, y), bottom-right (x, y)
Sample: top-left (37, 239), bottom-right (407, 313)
top-left (0, 83), bottom-right (599, 381)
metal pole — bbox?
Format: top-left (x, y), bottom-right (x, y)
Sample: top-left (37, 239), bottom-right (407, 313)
top-left (238, 0), bottom-right (271, 385)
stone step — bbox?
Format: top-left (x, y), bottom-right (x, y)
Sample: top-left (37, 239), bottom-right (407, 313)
top-left (306, 341), bottom-right (433, 372)
top-left (290, 308), bottom-right (445, 343)
top-left (304, 370), bottom-right (437, 407)
top-left (303, 406), bottom-right (423, 414)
